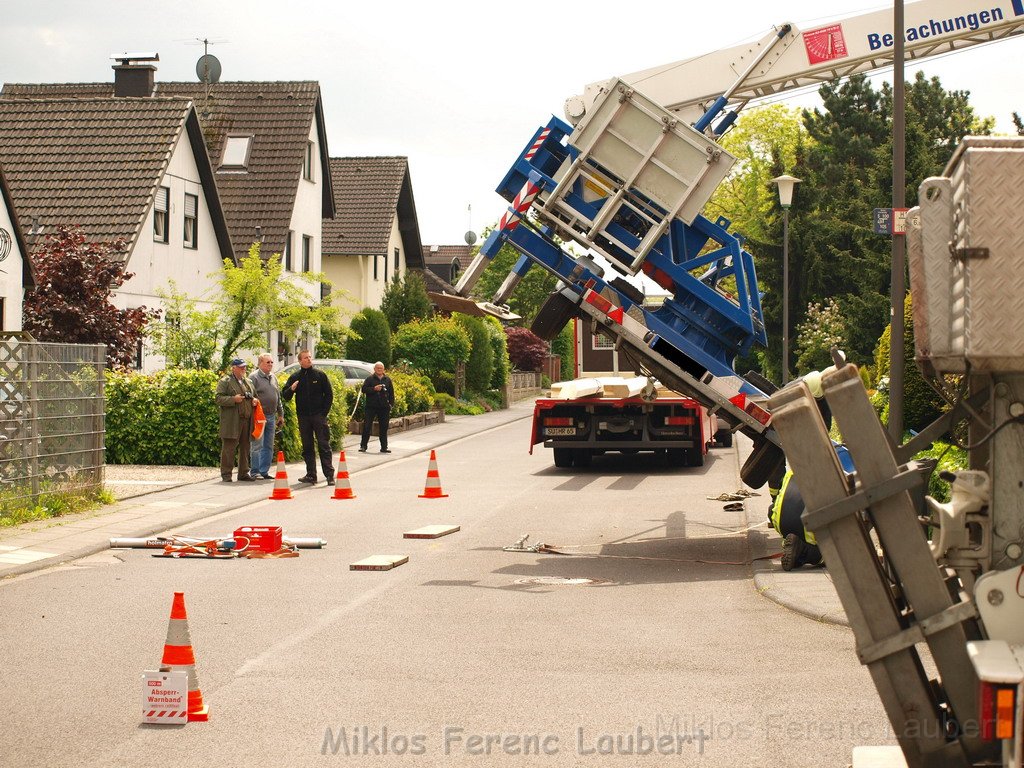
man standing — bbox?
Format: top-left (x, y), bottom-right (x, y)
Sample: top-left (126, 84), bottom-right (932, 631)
top-left (281, 349), bottom-right (335, 485)
top-left (249, 353), bottom-right (285, 480)
top-left (359, 361), bottom-right (395, 454)
top-left (216, 358), bottom-right (256, 482)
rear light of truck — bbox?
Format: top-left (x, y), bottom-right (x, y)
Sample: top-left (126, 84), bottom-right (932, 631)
top-left (584, 290), bottom-right (613, 315)
top-left (665, 416), bottom-right (694, 426)
top-left (544, 417), bottom-right (574, 427)
top-left (744, 400), bottom-right (772, 426)
top-left (980, 682), bottom-right (1017, 740)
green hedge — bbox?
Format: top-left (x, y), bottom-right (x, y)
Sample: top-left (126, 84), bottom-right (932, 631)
top-left (106, 368), bottom-right (351, 466)
top-left (106, 369), bottom-right (221, 466)
top-left (342, 367), bottom-right (436, 421)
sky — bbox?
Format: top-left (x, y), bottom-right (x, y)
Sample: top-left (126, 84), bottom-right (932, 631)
top-left (3, 0), bottom-right (1023, 245)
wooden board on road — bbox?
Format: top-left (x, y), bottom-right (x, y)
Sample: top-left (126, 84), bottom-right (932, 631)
top-left (403, 525), bottom-right (460, 539)
top-left (350, 555), bottom-right (408, 571)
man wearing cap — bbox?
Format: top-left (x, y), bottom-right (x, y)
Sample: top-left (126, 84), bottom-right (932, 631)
top-left (215, 358), bottom-right (257, 482)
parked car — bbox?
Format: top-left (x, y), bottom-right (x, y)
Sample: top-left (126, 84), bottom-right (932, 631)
top-left (279, 359), bottom-right (375, 387)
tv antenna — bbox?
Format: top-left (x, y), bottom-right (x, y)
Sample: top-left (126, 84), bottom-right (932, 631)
top-left (187, 38), bottom-right (227, 98)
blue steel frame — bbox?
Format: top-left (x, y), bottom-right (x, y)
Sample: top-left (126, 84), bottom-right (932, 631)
top-left (481, 114), bottom-right (767, 381)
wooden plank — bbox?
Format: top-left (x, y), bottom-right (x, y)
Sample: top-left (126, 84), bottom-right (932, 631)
top-left (349, 555), bottom-right (408, 571)
top-left (403, 525), bottom-right (460, 539)
top-left (595, 376), bottom-right (647, 398)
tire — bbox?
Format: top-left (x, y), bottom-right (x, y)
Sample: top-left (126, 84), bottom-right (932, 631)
top-left (714, 428), bottom-right (733, 448)
top-left (686, 447), bottom-right (705, 467)
top-left (572, 448), bottom-right (593, 467)
top-left (531, 291), bottom-right (578, 341)
top-left (742, 370), bottom-right (779, 396)
top-left (553, 448), bottom-right (573, 468)
top-left (740, 434), bottom-right (786, 489)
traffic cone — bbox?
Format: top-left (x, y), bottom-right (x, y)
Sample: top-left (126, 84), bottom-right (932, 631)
top-left (268, 451), bottom-right (293, 500)
top-left (160, 592), bottom-right (209, 722)
top-left (331, 450), bottom-right (356, 500)
top-left (418, 450), bottom-right (449, 498)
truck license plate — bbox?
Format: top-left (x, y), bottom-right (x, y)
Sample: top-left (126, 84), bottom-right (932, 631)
top-left (545, 427), bottom-right (576, 436)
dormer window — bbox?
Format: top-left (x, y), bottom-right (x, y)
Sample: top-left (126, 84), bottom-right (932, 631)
top-left (220, 135), bottom-right (253, 170)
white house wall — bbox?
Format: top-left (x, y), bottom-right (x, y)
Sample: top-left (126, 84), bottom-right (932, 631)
top-left (284, 120), bottom-right (325, 304)
top-left (0, 196), bottom-right (25, 332)
top-left (115, 129), bottom-right (226, 372)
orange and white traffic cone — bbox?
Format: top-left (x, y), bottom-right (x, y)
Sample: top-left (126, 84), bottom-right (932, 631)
top-left (418, 450), bottom-right (449, 498)
top-left (331, 450), bottom-right (356, 500)
top-left (268, 451), bottom-right (293, 500)
top-left (160, 592), bottom-right (209, 722)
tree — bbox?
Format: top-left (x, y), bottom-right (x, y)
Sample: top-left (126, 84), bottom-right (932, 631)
top-left (505, 327), bottom-right (548, 371)
top-left (347, 308), bottom-right (392, 365)
top-left (454, 313), bottom-right (494, 393)
top-left (153, 243), bottom-right (346, 371)
top-left (470, 231), bottom-right (558, 324)
top-left (794, 298), bottom-right (847, 374)
top-left (392, 317), bottom-right (471, 394)
top-left (381, 271), bottom-right (432, 331)
top-left (23, 226), bottom-right (158, 368)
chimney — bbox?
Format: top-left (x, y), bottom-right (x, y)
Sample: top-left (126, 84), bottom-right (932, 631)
top-left (110, 52), bottom-right (159, 97)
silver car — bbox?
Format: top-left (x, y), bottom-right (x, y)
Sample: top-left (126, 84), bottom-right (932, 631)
top-left (279, 359), bottom-right (375, 387)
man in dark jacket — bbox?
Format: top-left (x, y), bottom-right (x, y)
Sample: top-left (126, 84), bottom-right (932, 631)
top-left (359, 361), bottom-right (395, 454)
top-left (281, 349), bottom-right (335, 485)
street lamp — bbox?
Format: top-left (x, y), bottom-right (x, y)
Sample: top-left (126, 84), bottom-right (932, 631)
top-left (771, 174), bottom-right (801, 385)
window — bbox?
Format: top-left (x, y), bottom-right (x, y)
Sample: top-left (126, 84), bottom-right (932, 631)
top-left (303, 141), bottom-right (314, 181)
top-left (183, 193), bottom-right (198, 249)
top-left (394, 247), bottom-right (400, 271)
top-left (132, 337), bottom-right (144, 370)
top-left (283, 231), bottom-right (293, 271)
top-left (301, 235), bottom-right (311, 272)
top-left (0, 297), bottom-right (5, 331)
top-left (220, 135), bottom-right (253, 170)
top-left (383, 249), bottom-right (388, 282)
top-left (373, 253), bottom-right (379, 281)
top-left (451, 258), bottom-right (461, 284)
top-left (153, 186), bottom-right (169, 243)
top-left (592, 331), bottom-right (615, 350)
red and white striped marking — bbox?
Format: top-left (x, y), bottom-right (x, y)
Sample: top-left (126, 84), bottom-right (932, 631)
top-left (498, 180), bottom-right (541, 233)
top-left (524, 128), bottom-right (550, 161)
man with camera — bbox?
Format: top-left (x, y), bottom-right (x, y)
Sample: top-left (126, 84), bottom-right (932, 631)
top-left (359, 361), bottom-right (395, 454)
top-left (215, 357), bottom-right (257, 482)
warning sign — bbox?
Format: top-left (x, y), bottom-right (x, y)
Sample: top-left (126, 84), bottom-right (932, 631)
top-left (803, 24), bottom-right (849, 65)
top-left (142, 670), bottom-right (188, 724)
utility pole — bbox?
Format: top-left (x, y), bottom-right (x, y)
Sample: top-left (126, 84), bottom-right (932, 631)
top-left (889, 0), bottom-right (906, 442)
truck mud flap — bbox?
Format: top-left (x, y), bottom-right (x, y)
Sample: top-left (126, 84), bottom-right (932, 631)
top-left (531, 291), bottom-right (579, 341)
top-left (740, 434), bottom-right (786, 489)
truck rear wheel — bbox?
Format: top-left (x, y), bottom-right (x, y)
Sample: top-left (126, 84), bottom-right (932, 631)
top-left (714, 428), bottom-right (733, 448)
top-left (553, 448), bottom-right (573, 468)
top-left (740, 435), bottom-right (786, 489)
top-left (686, 447), bottom-right (705, 467)
top-left (572, 448), bottom-right (593, 467)
top-left (531, 291), bottom-right (578, 341)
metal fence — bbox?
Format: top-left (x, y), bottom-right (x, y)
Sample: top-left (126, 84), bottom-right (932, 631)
top-left (0, 333), bottom-right (106, 509)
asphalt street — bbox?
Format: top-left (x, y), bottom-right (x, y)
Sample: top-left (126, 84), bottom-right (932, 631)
top-left (0, 416), bottom-right (893, 767)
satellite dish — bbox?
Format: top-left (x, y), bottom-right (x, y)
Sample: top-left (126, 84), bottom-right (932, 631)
top-left (196, 54), bottom-right (222, 85)
top-left (464, 230), bottom-right (478, 246)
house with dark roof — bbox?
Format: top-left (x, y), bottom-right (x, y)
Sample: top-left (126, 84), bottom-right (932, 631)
top-left (422, 244), bottom-right (472, 287)
top-left (0, 163), bottom-right (32, 332)
top-left (322, 156), bottom-right (423, 310)
top-left (3, 60), bottom-right (335, 363)
top-left (0, 96), bottom-right (234, 369)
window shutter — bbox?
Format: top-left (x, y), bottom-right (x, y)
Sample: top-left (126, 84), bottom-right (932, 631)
top-left (155, 186), bottom-right (169, 213)
top-left (184, 194), bottom-right (197, 218)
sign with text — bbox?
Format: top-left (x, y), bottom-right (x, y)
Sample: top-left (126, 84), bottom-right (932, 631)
top-left (142, 670), bottom-right (188, 724)
top-left (873, 208), bottom-right (893, 235)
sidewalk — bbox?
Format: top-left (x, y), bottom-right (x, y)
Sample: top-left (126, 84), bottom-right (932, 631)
top-left (0, 402), bottom-right (536, 580)
top-left (736, 433), bottom-right (849, 627)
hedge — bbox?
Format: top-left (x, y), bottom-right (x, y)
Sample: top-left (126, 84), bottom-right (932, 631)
top-left (106, 368), bottom-right (351, 466)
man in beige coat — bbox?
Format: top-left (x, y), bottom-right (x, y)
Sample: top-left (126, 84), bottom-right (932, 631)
top-left (215, 358), bottom-right (256, 482)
